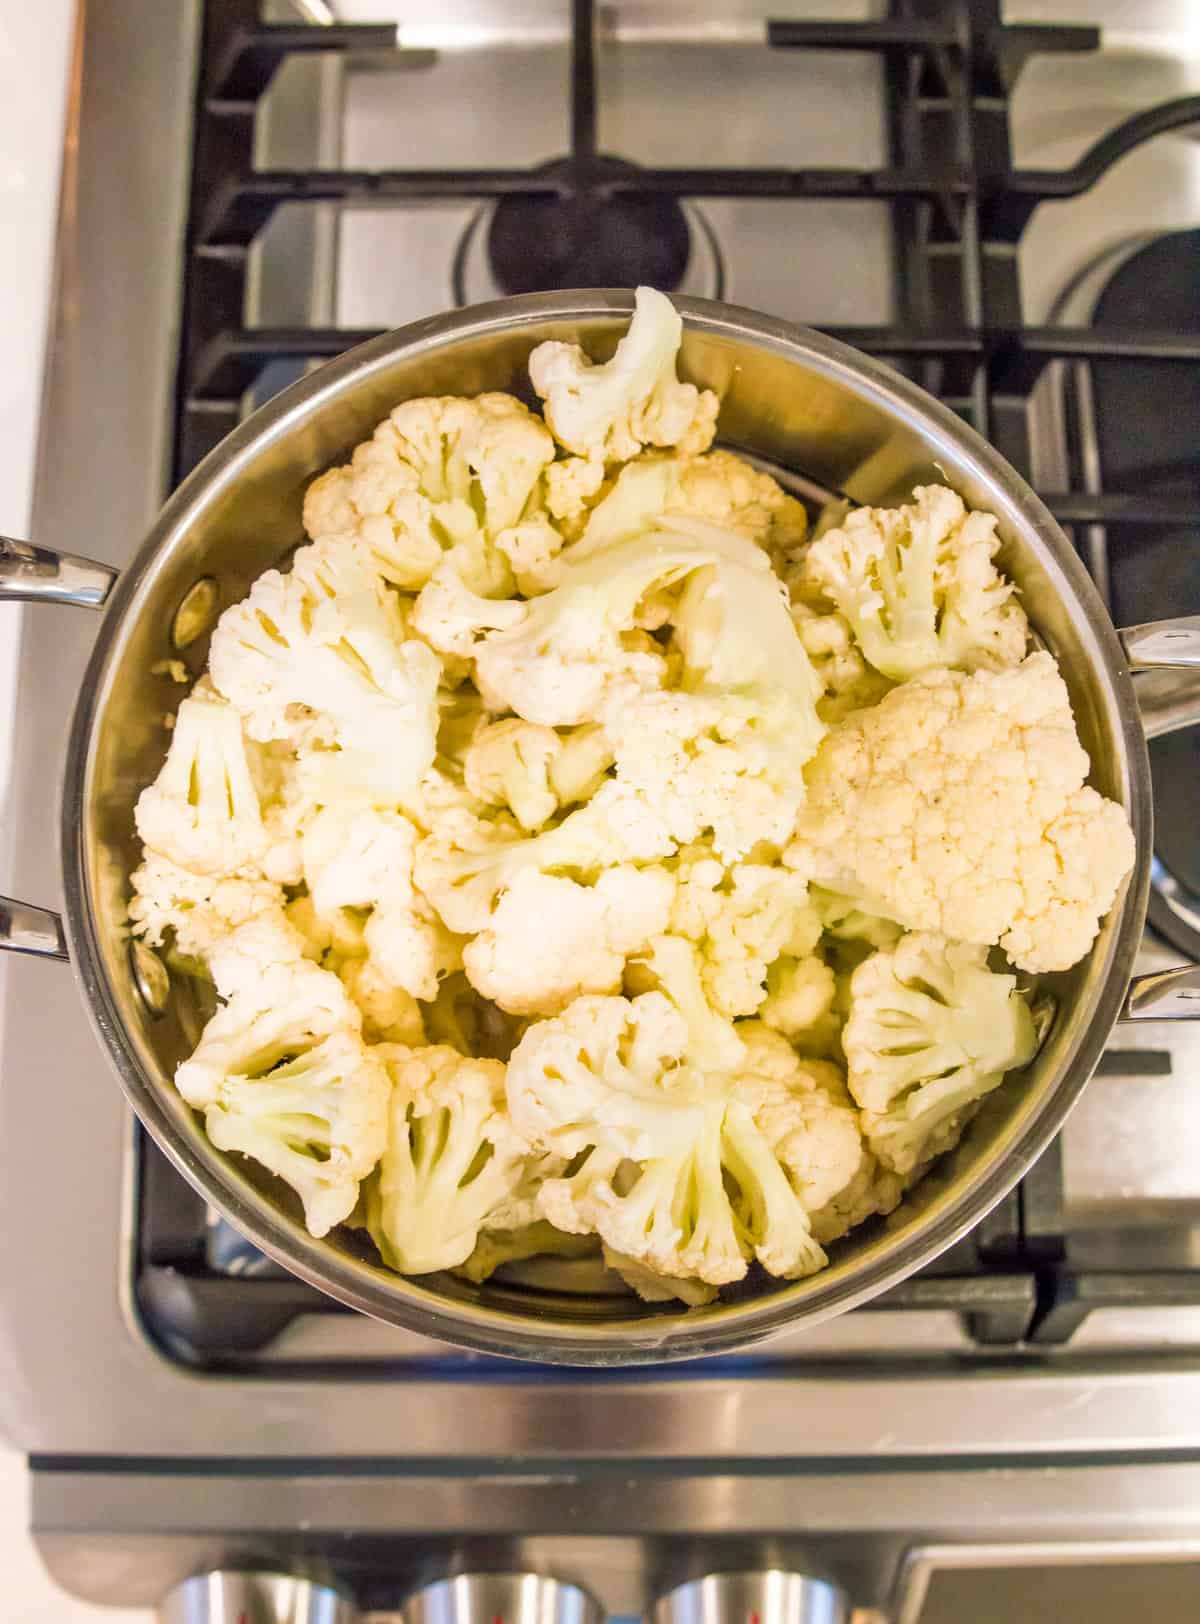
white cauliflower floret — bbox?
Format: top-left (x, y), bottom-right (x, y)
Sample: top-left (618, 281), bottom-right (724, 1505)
top-left (128, 851), bottom-right (282, 964)
top-left (337, 956), bottom-right (426, 1045)
top-left (362, 1043), bottom-right (542, 1274)
top-left (175, 959), bottom-right (389, 1237)
top-left (545, 453), bottom-right (606, 529)
top-left (673, 450), bottom-right (808, 558)
top-left (301, 805), bottom-right (459, 1001)
top-left (811, 886), bottom-right (903, 951)
top-left (598, 521), bottom-right (824, 860)
top-left (799, 484), bottom-right (1029, 682)
top-left (462, 718), bottom-right (615, 831)
top-left (472, 531), bottom-right (727, 726)
top-left (733, 1028), bottom-right (900, 1244)
top-left (205, 910), bottom-right (317, 998)
top-left (463, 718), bottom-right (561, 832)
top-left (409, 557), bottom-right (525, 659)
top-left (529, 284), bottom-right (718, 464)
top-left (790, 600), bottom-right (894, 723)
top-left (843, 932), bottom-right (1039, 1176)
top-left (508, 938), bottom-right (827, 1287)
top-left (462, 865), bottom-right (674, 1016)
top-left (789, 652), bottom-right (1135, 972)
top-left (208, 543), bottom-right (441, 790)
top-left (493, 512), bottom-right (566, 595)
top-left (303, 392), bottom-right (555, 591)
top-left (760, 954), bottom-right (839, 1045)
top-left (602, 1246), bottom-right (718, 1307)
top-left (415, 778), bottom-right (675, 936)
top-left (134, 692), bottom-right (268, 876)
top-left (669, 847), bottom-right (818, 1017)
top-left (458, 1222), bottom-right (597, 1283)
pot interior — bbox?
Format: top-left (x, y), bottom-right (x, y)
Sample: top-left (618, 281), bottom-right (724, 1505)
top-left (68, 294), bottom-right (1150, 1362)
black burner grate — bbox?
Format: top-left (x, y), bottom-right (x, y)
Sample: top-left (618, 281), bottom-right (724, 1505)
top-left (139, 0), bottom-right (1200, 1365)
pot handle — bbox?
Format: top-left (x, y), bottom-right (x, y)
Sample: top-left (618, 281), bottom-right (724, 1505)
top-left (1120, 615), bottom-right (1200, 740)
top-left (1122, 963), bottom-right (1200, 1022)
top-left (0, 898), bottom-right (68, 960)
top-left (1, 537), bottom-right (118, 962)
top-left (0, 533), bottom-right (117, 607)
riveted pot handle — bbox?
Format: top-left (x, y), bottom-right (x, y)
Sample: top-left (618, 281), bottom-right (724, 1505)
top-left (0, 537), bottom-right (118, 963)
top-left (1122, 963), bottom-right (1200, 1022)
top-left (0, 898), bottom-right (67, 961)
top-left (0, 533), bottom-right (117, 607)
top-left (1119, 616), bottom-right (1200, 740)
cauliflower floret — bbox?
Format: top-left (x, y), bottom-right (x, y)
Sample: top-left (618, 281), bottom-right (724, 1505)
top-left (673, 450), bottom-right (808, 557)
top-left (462, 865), bottom-right (674, 1016)
top-left (128, 851), bottom-right (282, 964)
top-left (362, 1043), bottom-right (543, 1274)
top-left (493, 512), bottom-right (566, 596)
top-left (337, 955), bottom-right (426, 1044)
top-left (597, 525), bottom-right (824, 860)
top-left (789, 652), bottom-right (1135, 972)
top-left (668, 847), bottom-right (818, 1017)
top-left (545, 453), bottom-right (606, 529)
top-left (508, 938), bottom-right (827, 1288)
top-left (811, 886), bottom-right (903, 951)
top-left (759, 954), bottom-right (839, 1046)
top-left (799, 484), bottom-right (1029, 682)
top-left (415, 778), bottom-right (676, 936)
top-left (602, 1246), bottom-right (718, 1307)
top-left (409, 557), bottom-right (525, 660)
top-left (205, 910), bottom-right (318, 998)
top-left (471, 531), bottom-right (726, 726)
top-left (463, 718), bottom-right (561, 832)
top-left (733, 1029), bottom-right (900, 1244)
top-left (458, 1221), bottom-right (597, 1283)
top-left (843, 932), bottom-right (1039, 1176)
top-left (134, 692), bottom-right (270, 877)
top-left (529, 284), bottom-right (718, 464)
top-left (208, 543), bottom-right (441, 789)
top-left (303, 392), bottom-right (555, 591)
top-left (175, 959), bottom-right (389, 1236)
top-left (301, 805), bottom-right (459, 1001)
top-left (789, 600), bottom-right (894, 723)
top-left (462, 717), bottom-right (615, 832)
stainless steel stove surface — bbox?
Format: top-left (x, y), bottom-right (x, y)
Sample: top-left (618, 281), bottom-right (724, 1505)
top-left (2, 0), bottom-right (1200, 1617)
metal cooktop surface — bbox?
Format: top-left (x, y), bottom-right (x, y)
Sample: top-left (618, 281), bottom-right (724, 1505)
top-left (2, 6), bottom-right (1200, 1608)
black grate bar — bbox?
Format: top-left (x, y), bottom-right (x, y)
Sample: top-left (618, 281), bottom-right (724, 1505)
top-left (191, 326), bottom-right (384, 398)
top-left (768, 18), bottom-right (963, 51)
top-left (206, 21), bottom-right (399, 104)
top-left (571, 0), bottom-right (597, 162)
top-left (188, 323), bottom-right (1200, 403)
top-left (1043, 493), bottom-right (1200, 527)
top-left (1030, 1269), bottom-right (1200, 1346)
top-left (987, 94), bottom-right (1200, 239)
top-left (199, 165), bottom-right (972, 248)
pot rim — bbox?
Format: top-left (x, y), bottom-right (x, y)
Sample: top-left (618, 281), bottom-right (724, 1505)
top-left (59, 290), bottom-right (1152, 1364)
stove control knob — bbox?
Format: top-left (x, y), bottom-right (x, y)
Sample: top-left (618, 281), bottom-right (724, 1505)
top-left (403, 1573), bottom-right (603, 1624)
top-left (655, 1572), bottom-right (849, 1624)
top-left (160, 1569), bottom-right (356, 1623)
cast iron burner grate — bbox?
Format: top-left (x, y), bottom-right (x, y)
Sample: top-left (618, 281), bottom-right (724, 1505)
top-left (138, 0), bottom-right (1200, 1367)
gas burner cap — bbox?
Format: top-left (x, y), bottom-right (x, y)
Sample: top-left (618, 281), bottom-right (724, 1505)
top-left (454, 155), bottom-right (724, 304)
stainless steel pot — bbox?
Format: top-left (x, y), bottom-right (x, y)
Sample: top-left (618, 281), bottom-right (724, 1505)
top-left (2, 291), bottom-right (1198, 1364)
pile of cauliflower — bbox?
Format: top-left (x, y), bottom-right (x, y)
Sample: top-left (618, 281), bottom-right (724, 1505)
top-left (128, 287), bottom-right (1135, 1306)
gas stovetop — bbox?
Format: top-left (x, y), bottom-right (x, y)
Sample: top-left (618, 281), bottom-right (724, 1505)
top-left (2, 0), bottom-right (1199, 1615)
